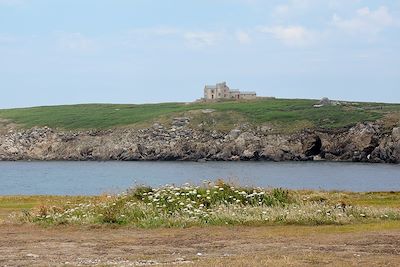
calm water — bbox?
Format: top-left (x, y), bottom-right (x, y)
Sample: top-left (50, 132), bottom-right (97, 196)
top-left (0, 161), bottom-right (400, 195)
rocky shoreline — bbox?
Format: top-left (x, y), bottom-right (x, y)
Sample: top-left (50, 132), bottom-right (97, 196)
top-left (0, 118), bottom-right (399, 163)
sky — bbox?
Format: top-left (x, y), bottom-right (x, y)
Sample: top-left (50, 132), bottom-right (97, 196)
top-left (0, 0), bottom-right (400, 108)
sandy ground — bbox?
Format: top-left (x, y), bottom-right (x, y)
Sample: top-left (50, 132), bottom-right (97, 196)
top-left (0, 223), bottom-right (400, 266)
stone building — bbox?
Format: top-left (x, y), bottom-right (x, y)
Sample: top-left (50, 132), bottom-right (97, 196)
top-left (203, 82), bottom-right (256, 101)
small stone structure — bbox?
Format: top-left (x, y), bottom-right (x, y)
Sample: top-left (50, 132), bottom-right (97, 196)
top-left (203, 82), bottom-right (256, 101)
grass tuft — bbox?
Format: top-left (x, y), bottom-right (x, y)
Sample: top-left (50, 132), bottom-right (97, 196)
top-left (10, 181), bottom-right (400, 228)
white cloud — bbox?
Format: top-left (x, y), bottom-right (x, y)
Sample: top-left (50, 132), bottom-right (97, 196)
top-left (183, 31), bottom-right (222, 48)
top-left (273, 1), bottom-right (368, 18)
top-left (258, 25), bottom-right (316, 46)
top-left (152, 27), bottom-right (180, 36)
top-left (332, 6), bottom-right (396, 35)
top-left (236, 30), bottom-right (252, 44)
top-left (123, 27), bottom-right (225, 49)
top-left (58, 33), bottom-right (97, 52)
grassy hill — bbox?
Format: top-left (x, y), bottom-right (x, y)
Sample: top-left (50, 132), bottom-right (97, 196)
top-left (0, 99), bottom-right (399, 132)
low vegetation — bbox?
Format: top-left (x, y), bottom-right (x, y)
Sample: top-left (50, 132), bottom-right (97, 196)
top-left (8, 181), bottom-right (400, 228)
top-left (0, 99), bottom-right (398, 132)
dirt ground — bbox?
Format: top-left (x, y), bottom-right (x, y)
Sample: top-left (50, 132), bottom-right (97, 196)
top-left (1, 223), bottom-right (400, 267)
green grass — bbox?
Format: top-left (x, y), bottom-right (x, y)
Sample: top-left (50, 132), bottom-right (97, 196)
top-left (0, 99), bottom-right (398, 132)
top-left (6, 182), bottom-right (400, 228)
top-left (0, 196), bottom-right (99, 221)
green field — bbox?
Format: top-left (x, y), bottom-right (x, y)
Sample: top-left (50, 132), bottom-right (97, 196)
top-left (0, 99), bottom-right (399, 132)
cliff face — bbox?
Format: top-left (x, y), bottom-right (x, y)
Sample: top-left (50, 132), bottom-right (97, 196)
top-left (0, 121), bottom-right (399, 163)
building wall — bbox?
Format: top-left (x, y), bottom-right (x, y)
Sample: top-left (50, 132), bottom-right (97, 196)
top-left (229, 91), bottom-right (240, 100)
top-left (204, 82), bottom-right (256, 101)
top-left (204, 88), bottom-right (215, 99)
top-left (204, 82), bottom-right (230, 100)
top-left (239, 93), bottom-right (257, 100)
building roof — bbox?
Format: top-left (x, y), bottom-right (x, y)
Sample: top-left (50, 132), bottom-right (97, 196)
top-left (205, 81), bottom-right (228, 89)
top-left (240, 91), bottom-right (256, 95)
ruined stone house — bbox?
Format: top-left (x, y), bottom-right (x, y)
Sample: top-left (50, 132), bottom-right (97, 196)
top-left (203, 82), bottom-right (256, 101)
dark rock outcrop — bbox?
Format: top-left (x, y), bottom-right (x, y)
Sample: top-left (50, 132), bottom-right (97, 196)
top-left (0, 122), bottom-right (399, 163)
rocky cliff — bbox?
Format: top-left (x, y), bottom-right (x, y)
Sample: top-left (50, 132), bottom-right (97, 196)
top-left (0, 118), bottom-right (399, 163)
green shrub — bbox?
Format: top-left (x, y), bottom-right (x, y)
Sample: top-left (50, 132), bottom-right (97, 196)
top-left (16, 182), bottom-right (400, 228)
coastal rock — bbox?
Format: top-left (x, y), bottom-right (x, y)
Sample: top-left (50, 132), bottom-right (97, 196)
top-left (0, 121), bottom-right (398, 163)
top-left (319, 123), bottom-right (382, 162)
top-left (235, 132), bottom-right (260, 147)
top-left (172, 117), bottom-right (190, 127)
top-left (228, 129), bottom-right (241, 139)
top-left (392, 127), bottom-right (400, 143)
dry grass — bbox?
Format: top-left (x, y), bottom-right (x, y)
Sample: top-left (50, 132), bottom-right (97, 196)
top-left (1, 222), bottom-right (399, 266)
top-left (4, 183), bottom-right (400, 228)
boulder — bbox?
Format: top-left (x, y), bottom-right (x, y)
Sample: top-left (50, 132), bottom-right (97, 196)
top-left (392, 127), bottom-right (400, 143)
top-left (172, 117), bottom-right (190, 127)
top-left (228, 129), bottom-right (241, 139)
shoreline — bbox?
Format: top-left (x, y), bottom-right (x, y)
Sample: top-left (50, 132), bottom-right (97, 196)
top-left (1, 122), bottom-right (399, 163)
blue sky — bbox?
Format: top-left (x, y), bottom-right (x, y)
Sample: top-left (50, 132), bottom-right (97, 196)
top-left (0, 0), bottom-right (399, 108)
